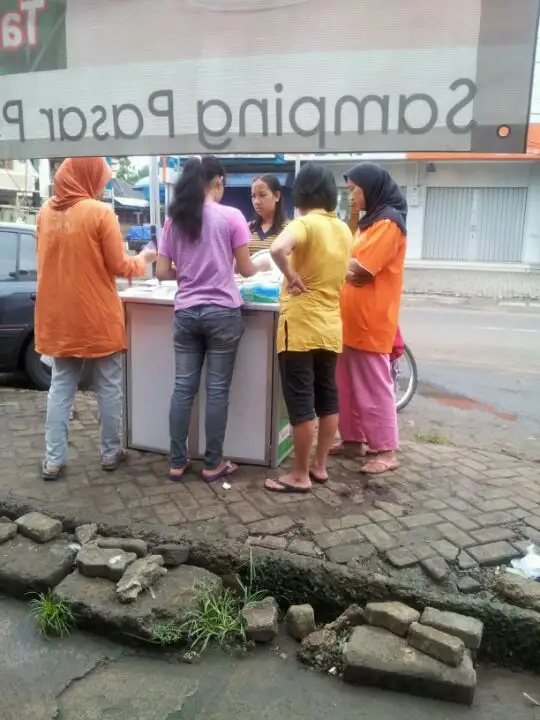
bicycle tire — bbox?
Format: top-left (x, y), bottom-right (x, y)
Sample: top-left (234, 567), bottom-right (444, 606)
top-left (396, 344), bottom-right (418, 412)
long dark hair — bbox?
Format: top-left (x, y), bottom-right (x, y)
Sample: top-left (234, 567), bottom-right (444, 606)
top-left (251, 174), bottom-right (287, 236)
top-left (168, 156), bottom-right (225, 240)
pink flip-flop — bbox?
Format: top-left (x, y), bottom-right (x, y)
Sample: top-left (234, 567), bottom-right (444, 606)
top-left (360, 458), bottom-right (400, 475)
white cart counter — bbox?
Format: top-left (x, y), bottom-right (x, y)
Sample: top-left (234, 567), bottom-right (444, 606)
top-left (120, 283), bottom-right (292, 468)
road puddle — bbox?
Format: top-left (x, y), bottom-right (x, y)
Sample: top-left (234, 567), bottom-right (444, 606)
top-left (418, 383), bottom-right (517, 422)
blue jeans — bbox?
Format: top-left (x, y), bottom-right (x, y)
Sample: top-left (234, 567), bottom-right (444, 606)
top-left (45, 353), bottom-right (123, 467)
top-left (170, 305), bottom-right (243, 470)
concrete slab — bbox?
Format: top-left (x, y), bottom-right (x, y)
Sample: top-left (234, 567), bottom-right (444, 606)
top-left (343, 625), bottom-right (476, 705)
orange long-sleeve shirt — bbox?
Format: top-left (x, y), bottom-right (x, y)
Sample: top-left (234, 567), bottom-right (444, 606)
top-left (35, 198), bottom-right (146, 358)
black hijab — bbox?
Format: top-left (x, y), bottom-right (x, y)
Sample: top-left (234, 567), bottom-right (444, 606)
top-left (344, 162), bottom-right (407, 236)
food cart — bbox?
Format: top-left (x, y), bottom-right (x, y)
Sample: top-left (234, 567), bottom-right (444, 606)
top-left (119, 272), bottom-right (292, 468)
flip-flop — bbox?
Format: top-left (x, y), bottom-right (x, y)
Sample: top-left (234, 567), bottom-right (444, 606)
top-left (264, 478), bottom-right (310, 494)
top-left (329, 442), bottom-right (376, 457)
top-left (168, 462), bottom-right (192, 482)
top-left (202, 460), bottom-right (238, 484)
top-left (101, 449), bottom-right (129, 472)
top-left (360, 459), bottom-right (400, 475)
top-left (309, 470), bottom-right (328, 485)
top-left (42, 462), bottom-right (64, 482)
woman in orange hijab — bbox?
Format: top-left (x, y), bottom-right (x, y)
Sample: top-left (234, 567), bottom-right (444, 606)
top-left (36, 157), bottom-right (156, 481)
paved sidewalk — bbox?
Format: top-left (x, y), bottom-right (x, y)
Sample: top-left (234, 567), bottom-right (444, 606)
top-left (1, 388), bottom-right (539, 583)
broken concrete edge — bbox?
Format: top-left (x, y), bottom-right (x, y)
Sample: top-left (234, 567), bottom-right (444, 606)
top-left (1, 493), bottom-right (539, 674)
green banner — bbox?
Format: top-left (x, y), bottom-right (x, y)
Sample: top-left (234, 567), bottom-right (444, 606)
top-left (0, 0), bottom-right (67, 77)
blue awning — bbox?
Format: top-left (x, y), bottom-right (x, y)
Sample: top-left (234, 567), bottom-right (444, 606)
top-left (225, 172), bottom-right (289, 188)
top-left (134, 171), bottom-right (291, 199)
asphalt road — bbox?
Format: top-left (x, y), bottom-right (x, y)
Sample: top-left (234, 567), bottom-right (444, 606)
top-left (398, 299), bottom-right (540, 460)
top-left (1, 599), bottom-right (540, 720)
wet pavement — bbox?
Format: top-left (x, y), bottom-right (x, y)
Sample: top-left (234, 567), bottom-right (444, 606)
top-left (1, 598), bottom-right (540, 720)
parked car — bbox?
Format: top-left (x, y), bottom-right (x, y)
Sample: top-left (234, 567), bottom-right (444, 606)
top-left (0, 221), bottom-right (50, 389)
top-left (0, 221), bottom-right (93, 391)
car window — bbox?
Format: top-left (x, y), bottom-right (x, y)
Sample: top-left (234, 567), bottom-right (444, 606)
top-left (0, 230), bottom-right (18, 281)
top-left (18, 232), bottom-right (37, 280)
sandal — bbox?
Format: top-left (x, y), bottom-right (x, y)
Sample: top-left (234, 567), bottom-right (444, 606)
top-left (329, 442), bottom-right (376, 457)
top-left (309, 470), bottom-right (328, 485)
top-left (264, 478), bottom-right (310, 494)
top-left (42, 462), bottom-right (64, 482)
top-left (202, 460), bottom-right (238, 484)
top-left (360, 458), bottom-right (400, 475)
top-left (169, 462), bottom-right (192, 482)
top-left (101, 449), bottom-right (128, 472)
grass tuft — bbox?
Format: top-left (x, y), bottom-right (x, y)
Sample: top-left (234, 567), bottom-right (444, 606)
top-left (28, 590), bottom-right (76, 637)
top-left (415, 430), bottom-right (452, 446)
top-left (152, 548), bottom-right (270, 654)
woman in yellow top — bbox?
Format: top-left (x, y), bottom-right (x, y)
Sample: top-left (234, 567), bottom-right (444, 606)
top-left (249, 174), bottom-right (288, 253)
top-left (264, 163), bottom-right (353, 494)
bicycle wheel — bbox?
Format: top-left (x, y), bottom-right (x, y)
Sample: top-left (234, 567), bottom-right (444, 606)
top-left (393, 344), bottom-right (418, 412)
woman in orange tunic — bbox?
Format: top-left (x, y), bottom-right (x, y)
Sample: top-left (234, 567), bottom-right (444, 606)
top-left (36, 157), bottom-right (156, 480)
top-left (335, 162), bottom-right (407, 474)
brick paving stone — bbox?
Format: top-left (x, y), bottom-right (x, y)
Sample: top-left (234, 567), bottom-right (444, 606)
top-left (524, 515), bottom-right (540, 532)
top-left (476, 498), bottom-right (516, 513)
top-left (510, 507), bottom-right (531, 520)
top-left (481, 487), bottom-right (514, 501)
top-left (421, 556), bottom-right (450, 583)
top-left (436, 523), bottom-right (476, 548)
top-left (457, 577), bottom-right (482, 594)
top-left (248, 516), bottom-right (296, 536)
top-left (313, 531), bottom-right (347, 550)
top-left (484, 468), bottom-right (521, 480)
top-left (401, 513), bottom-right (443, 529)
top-left (380, 520), bottom-right (404, 534)
top-left (373, 501), bottom-right (405, 518)
top-left (457, 552), bottom-right (478, 570)
top-left (287, 539), bottom-right (320, 557)
top-left (340, 514), bottom-right (371, 529)
top-left (468, 542), bottom-right (521, 567)
top-left (475, 511), bottom-right (516, 528)
top-left (430, 539), bottom-right (460, 562)
top-left (445, 497), bottom-right (474, 512)
top-left (386, 547), bottom-right (418, 568)
top-left (250, 536), bottom-right (289, 550)
top-left (397, 526), bottom-right (443, 546)
top-left (410, 544), bottom-right (438, 561)
top-left (359, 524), bottom-right (399, 552)
top-left (226, 524), bottom-right (249, 542)
top-left (439, 510), bottom-right (479, 532)
top-left (470, 526), bottom-right (517, 544)
top-left (299, 517), bottom-right (328, 535)
top-left (423, 499), bottom-right (448, 512)
top-left (325, 518), bottom-right (343, 531)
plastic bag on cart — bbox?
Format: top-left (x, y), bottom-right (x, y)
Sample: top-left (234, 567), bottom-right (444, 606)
top-left (509, 544), bottom-right (540, 580)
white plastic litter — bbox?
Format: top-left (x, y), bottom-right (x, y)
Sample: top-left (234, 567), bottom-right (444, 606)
top-left (222, 482), bottom-right (231, 490)
top-left (510, 545), bottom-right (540, 579)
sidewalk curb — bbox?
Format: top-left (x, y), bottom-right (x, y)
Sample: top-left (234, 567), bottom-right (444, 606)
top-left (401, 293), bottom-right (540, 310)
top-left (1, 494), bottom-right (539, 674)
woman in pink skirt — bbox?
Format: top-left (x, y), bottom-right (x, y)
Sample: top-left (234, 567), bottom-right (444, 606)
top-left (333, 162), bottom-right (407, 475)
